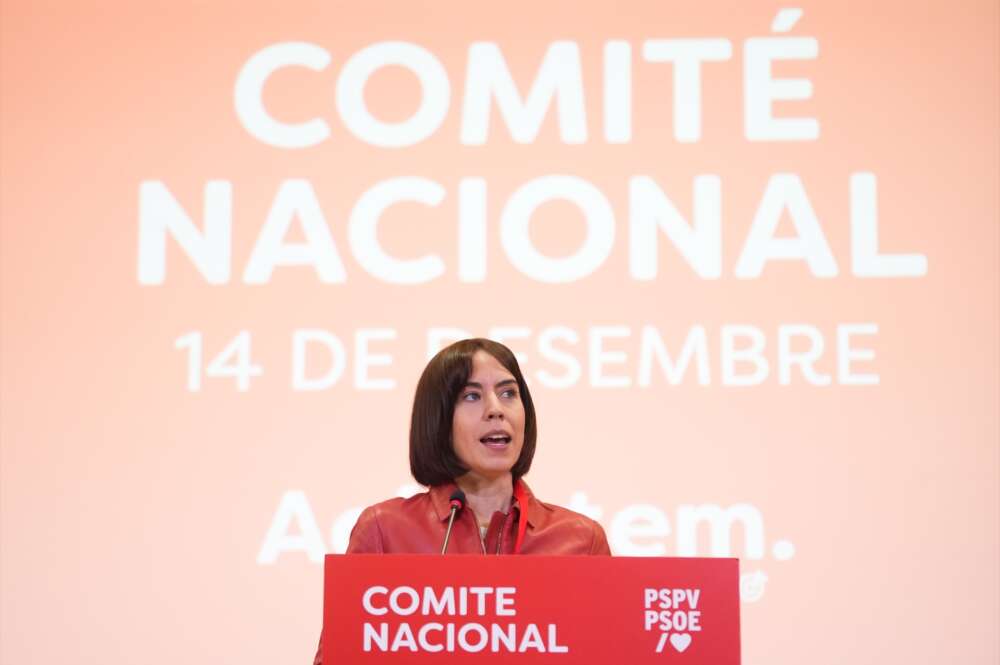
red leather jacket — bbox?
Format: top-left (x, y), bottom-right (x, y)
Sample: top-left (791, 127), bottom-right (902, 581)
top-left (313, 480), bottom-right (609, 663)
top-left (346, 480), bottom-right (610, 555)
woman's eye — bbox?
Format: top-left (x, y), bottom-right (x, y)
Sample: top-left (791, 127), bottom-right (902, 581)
top-left (461, 392), bottom-right (480, 401)
top-left (501, 389), bottom-right (518, 399)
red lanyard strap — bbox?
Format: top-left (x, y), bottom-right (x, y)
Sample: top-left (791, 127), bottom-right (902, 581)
top-left (513, 480), bottom-right (529, 554)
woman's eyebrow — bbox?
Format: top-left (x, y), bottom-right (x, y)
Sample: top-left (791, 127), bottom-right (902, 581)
top-left (464, 379), bottom-right (517, 389)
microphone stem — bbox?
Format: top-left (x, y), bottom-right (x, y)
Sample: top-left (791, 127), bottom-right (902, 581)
top-left (441, 507), bottom-right (459, 554)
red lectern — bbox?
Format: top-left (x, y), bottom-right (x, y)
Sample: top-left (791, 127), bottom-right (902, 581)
top-left (323, 555), bottom-right (740, 664)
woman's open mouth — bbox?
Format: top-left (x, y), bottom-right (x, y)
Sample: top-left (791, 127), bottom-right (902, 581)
top-left (480, 433), bottom-right (512, 448)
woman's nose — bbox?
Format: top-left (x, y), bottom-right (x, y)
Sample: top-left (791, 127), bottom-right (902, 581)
top-left (484, 393), bottom-right (504, 419)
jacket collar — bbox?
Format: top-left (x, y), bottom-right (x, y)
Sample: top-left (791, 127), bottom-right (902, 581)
top-left (430, 478), bottom-right (537, 528)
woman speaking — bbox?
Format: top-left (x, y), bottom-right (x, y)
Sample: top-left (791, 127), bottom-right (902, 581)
top-left (314, 338), bottom-right (608, 662)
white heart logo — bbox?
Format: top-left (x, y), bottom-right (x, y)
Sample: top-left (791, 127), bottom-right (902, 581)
top-left (670, 633), bottom-right (692, 653)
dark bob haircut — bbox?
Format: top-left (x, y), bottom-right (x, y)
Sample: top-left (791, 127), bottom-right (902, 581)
top-left (409, 338), bottom-right (537, 486)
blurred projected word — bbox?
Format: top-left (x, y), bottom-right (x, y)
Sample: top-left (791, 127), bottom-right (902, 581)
top-left (258, 489), bottom-right (797, 586)
top-left (139, 174), bottom-right (926, 286)
top-left (233, 17), bottom-right (818, 148)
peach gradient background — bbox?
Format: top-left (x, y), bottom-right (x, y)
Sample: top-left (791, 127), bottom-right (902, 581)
top-left (1, 1), bottom-right (997, 664)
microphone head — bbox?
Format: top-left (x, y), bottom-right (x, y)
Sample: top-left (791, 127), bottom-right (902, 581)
top-left (449, 489), bottom-right (466, 511)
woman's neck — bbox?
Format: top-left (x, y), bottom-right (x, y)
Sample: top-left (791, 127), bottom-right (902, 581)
top-left (455, 472), bottom-right (514, 523)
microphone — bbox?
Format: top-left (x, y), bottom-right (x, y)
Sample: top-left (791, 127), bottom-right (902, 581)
top-left (440, 489), bottom-right (466, 554)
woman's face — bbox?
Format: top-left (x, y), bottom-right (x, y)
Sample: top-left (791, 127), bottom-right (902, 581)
top-left (451, 351), bottom-right (526, 482)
